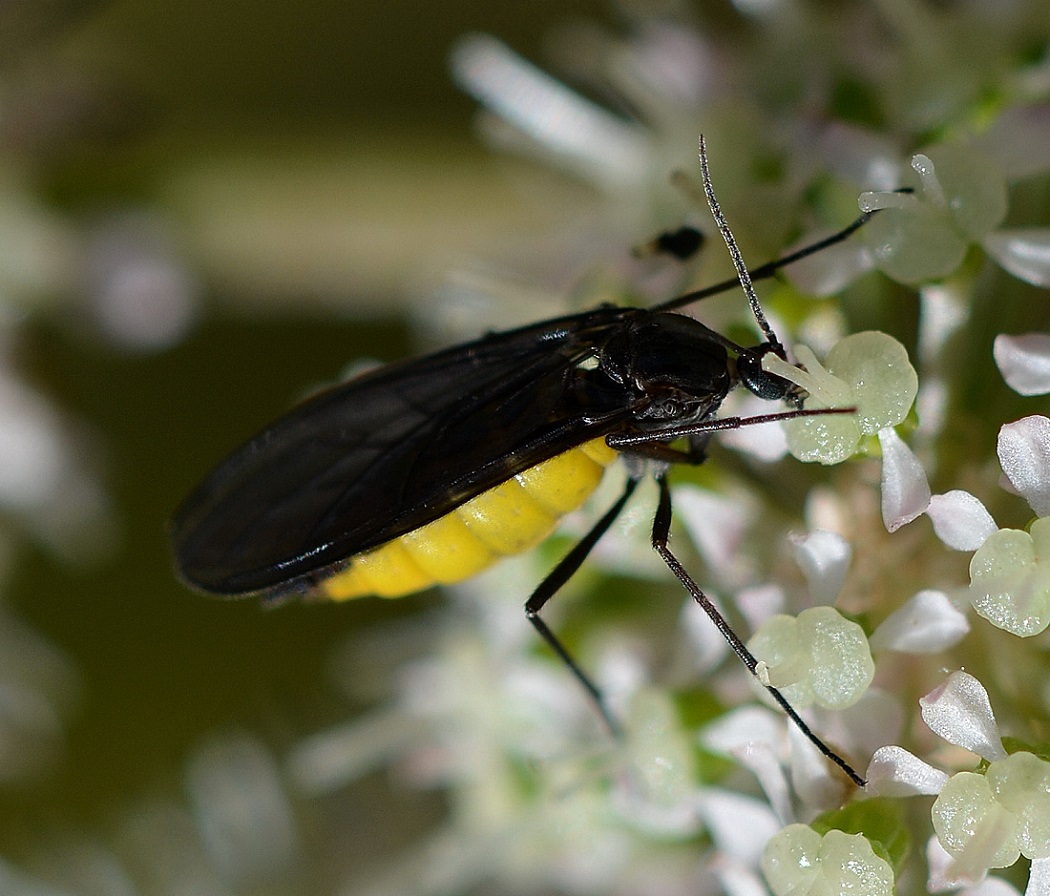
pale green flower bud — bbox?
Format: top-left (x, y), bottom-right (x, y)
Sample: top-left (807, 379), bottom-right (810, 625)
top-left (767, 331), bottom-right (917, 465)
top-left (748, 606), bottom-right (874, 710)
top-left (762, 824), bottom-right (894, 896)
top-left (969, 516), bottom-right (1050, 637)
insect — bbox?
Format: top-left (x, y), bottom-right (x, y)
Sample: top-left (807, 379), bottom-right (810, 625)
top-left (172, 137), bottom-right (880, 787)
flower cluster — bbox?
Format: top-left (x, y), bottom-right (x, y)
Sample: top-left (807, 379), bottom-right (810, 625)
top-left (401, 10), bottom-right (1050, 896)
top-left (868, 672), bottom-right (1050, 893)
top-left (272, 9), bottom-right (1050, 896)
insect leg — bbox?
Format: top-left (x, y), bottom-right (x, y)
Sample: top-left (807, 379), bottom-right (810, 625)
top-left (650, 475), bottom-right (866, 787)
top-left (525, 477), bottom-right (639, 737)
top-left (608, 405), bottom-right (853, 451)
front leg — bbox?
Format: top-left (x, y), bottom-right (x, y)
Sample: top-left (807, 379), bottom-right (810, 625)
top-left (609, 405), bottom-right (853, 451)
top-left (606, 430), bottom-right (712, 466)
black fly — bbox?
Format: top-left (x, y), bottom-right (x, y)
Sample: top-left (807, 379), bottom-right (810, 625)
top-left (173, 137), bottom-right (881, 786)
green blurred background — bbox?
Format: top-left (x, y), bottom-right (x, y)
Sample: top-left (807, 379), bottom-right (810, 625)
top-left (1, 0), bottom-right (617, 856)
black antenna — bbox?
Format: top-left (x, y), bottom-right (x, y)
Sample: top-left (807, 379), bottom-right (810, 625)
top-left (696, 134), bottom-right (779, 347)
top-left (654, 176), bottom-right (903, 318)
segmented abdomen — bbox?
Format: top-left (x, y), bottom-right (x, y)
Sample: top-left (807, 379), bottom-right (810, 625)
top-left (321, 438), bottom-right (617, 600)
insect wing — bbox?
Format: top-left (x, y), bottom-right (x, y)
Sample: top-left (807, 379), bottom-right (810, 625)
top-left (171, 308), bottom-right (633, 596)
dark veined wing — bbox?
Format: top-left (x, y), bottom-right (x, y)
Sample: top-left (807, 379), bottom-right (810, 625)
top-left (171, 306), bottom-right (639, 596)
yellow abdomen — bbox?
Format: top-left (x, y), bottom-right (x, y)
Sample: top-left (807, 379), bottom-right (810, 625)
top-left (321, 438), bottom-right (618, 600)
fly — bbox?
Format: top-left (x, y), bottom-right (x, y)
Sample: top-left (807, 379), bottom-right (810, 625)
top-left (172, 137), bottom-right (884, 787)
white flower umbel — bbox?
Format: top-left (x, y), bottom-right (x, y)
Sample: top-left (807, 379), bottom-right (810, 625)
top-left (748, 606), bottom-right (874, 710)
top-left (761, 824), bottom-right (894, 896)
top-left (765, 331), bottom-right (918, 466)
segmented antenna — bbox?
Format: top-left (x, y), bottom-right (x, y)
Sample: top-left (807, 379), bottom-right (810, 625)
top-left (697, 135), bottom-right (780, 348)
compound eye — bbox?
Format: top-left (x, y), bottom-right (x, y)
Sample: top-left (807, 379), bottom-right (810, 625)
top-left (641, 392), bottom-right (682, 419)
top-left (738, 349), bottom-right (793, 400)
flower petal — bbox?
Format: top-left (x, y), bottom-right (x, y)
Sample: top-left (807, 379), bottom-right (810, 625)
top-left (919, 672), bottom-right (1007, 760)
top-left (450, 34), bottom-right (650, 189)
top-left (791, 529), bottom-right (851, 604)
top-left (734, 741), bottom-right (795, 828)
top-left (879, 427), bottom-right (931, 531)
top-left (787, 723), bottom-right (842, 810)
top-left (678, 594), bottom-right (731, 675)
top-left (983, 229), bottom-right (1050, 287)
top-left (926, 835), bottom-right (979, 893)
top-left (694, 788), bottom-right (780, 866)
top-left (784, 233), bottom-right (875, 296)
top-left (870, 589), bottom-right (970, 653)
top-left (674, 484), bottom-right (753, 583)
top-left (927, 491), bottom-right (998, 550)
top-left (838, 688), bottom-right (905, 756)
top-left (970, 877), bottom-right (1025, 896)
top-left (865, 744), bottom-right (950, 796)
top-left (994, 333), bottom-right (1050, 397)
top-left (1027, 857), bottom-right (1050, 896)
top-left (974, 102), bottom-right (1050, 181)
top-left (997, 417), bottom-right (1050, 516)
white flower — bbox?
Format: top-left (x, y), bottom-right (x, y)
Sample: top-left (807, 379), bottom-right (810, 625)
top-left (860, 145), bottom-right (1050, 287)
top-left (919, 671), bottom-right (1007, 762)
top-left (767, 331), bottom-right (918, 466)
top-left (865, 745), bottom-right (950, 797)
top-left (866, 673), bottom-right (1050, 894)
top-left (791, 530), bottom-right (851, 604)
